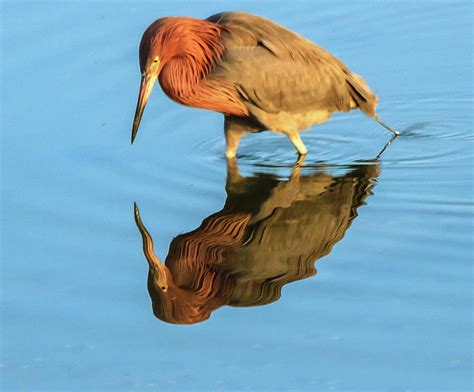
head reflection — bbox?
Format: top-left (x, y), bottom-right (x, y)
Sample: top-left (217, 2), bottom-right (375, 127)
top-left (134, 159), bottom-right (380, 324)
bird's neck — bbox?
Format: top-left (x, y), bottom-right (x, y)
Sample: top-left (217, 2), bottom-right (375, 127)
top-left (159, 56), bottom-right (248, 117)
top-left (158, 31), bottom-right (248, 117)
top-left (159, 56), bottom-right (205, 97)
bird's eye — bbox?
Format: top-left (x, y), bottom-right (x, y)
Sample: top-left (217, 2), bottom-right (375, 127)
top-left (153, 58), bottom-right (159, 63)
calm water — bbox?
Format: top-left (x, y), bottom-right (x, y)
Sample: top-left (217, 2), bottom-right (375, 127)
top-left (1, 1), bottom-right (473, 391)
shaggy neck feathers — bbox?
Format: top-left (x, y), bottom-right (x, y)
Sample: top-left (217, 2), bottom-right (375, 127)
top-left (141, 17), bottom-right (248, 116)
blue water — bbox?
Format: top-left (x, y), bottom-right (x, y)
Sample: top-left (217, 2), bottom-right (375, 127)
top-left (1, 1), bottom-right (472, 391)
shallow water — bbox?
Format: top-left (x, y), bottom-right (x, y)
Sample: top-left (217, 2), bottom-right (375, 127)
top-left (1, 1), bottom-right (473, 391)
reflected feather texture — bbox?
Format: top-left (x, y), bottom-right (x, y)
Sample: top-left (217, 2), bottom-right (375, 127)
top-left (135, 161), bottom-right (380, 324)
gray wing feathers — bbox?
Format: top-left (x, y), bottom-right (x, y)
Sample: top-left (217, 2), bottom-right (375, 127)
top-left (208, 12), bottom-right (378, 117)
top-left (213, 47), bottom-right (344, 114)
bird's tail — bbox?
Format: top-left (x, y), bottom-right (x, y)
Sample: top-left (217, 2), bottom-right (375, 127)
top-left (346, 72), bottom-right (378, 117)
top-left (347, 72), bottom-right (399, 136)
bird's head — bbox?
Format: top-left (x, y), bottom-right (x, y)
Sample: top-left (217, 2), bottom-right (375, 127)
top-left (134, 203), bottom-right (170, 292)
top-left (131, 17), bottom-right (224, 143)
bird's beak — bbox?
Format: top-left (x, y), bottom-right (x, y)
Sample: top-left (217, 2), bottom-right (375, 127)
top-left (131, 73), bottom-right (157, 144)
top-left (134, 203), bottom-right (169, 291)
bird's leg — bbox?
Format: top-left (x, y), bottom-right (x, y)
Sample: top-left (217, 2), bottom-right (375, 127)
top-left (374, 116), bottom-right (400, 136)
top-left (225, 128), bottom-right (246, 159)
top-left (375, 133), bottom-right (398, 159)
top-left (226, 156), bottom-right (243, 185)
top-left (290, 154), bottom-right (306, 180)
top-left (225, 157), bottom-right (246, 194)
top-left (287, 132), bottom-right (308, 156)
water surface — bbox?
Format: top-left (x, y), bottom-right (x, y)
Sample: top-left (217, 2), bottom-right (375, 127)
top-left (1, 1), bottom-right (472, 391)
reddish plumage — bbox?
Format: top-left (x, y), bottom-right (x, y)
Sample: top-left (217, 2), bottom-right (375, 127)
top-left (139, 17), bottom-right (247, 116)
top-left (131, 12), bottom-right (398, 155)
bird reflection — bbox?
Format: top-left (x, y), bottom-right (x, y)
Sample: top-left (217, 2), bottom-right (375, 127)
top-left (134, 159), bottom-right (380, 324)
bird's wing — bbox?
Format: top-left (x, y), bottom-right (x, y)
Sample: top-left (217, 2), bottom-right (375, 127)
top-left (207, 12), bottom-right (377, 116)
top-left (210, 46), bottom-right (348, 115)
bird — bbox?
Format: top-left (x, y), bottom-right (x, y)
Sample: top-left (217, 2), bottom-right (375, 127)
top-left (131, 12), bottom-right (398, 158)
top-left (133, 159), bottom-right (380, 324)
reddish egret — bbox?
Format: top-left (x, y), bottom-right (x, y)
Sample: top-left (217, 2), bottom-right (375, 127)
top-left (132, 12), bottom-right (398, 158)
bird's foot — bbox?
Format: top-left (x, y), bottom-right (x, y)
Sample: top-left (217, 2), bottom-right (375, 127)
top-left (295, 154), bottom-right (306, 166)
top-left (289, 154), bottom-right (306, 181)
top-left (288, 132), bottom-right (308, 156)
top-left (225, 149), bottom-right (237, 159)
